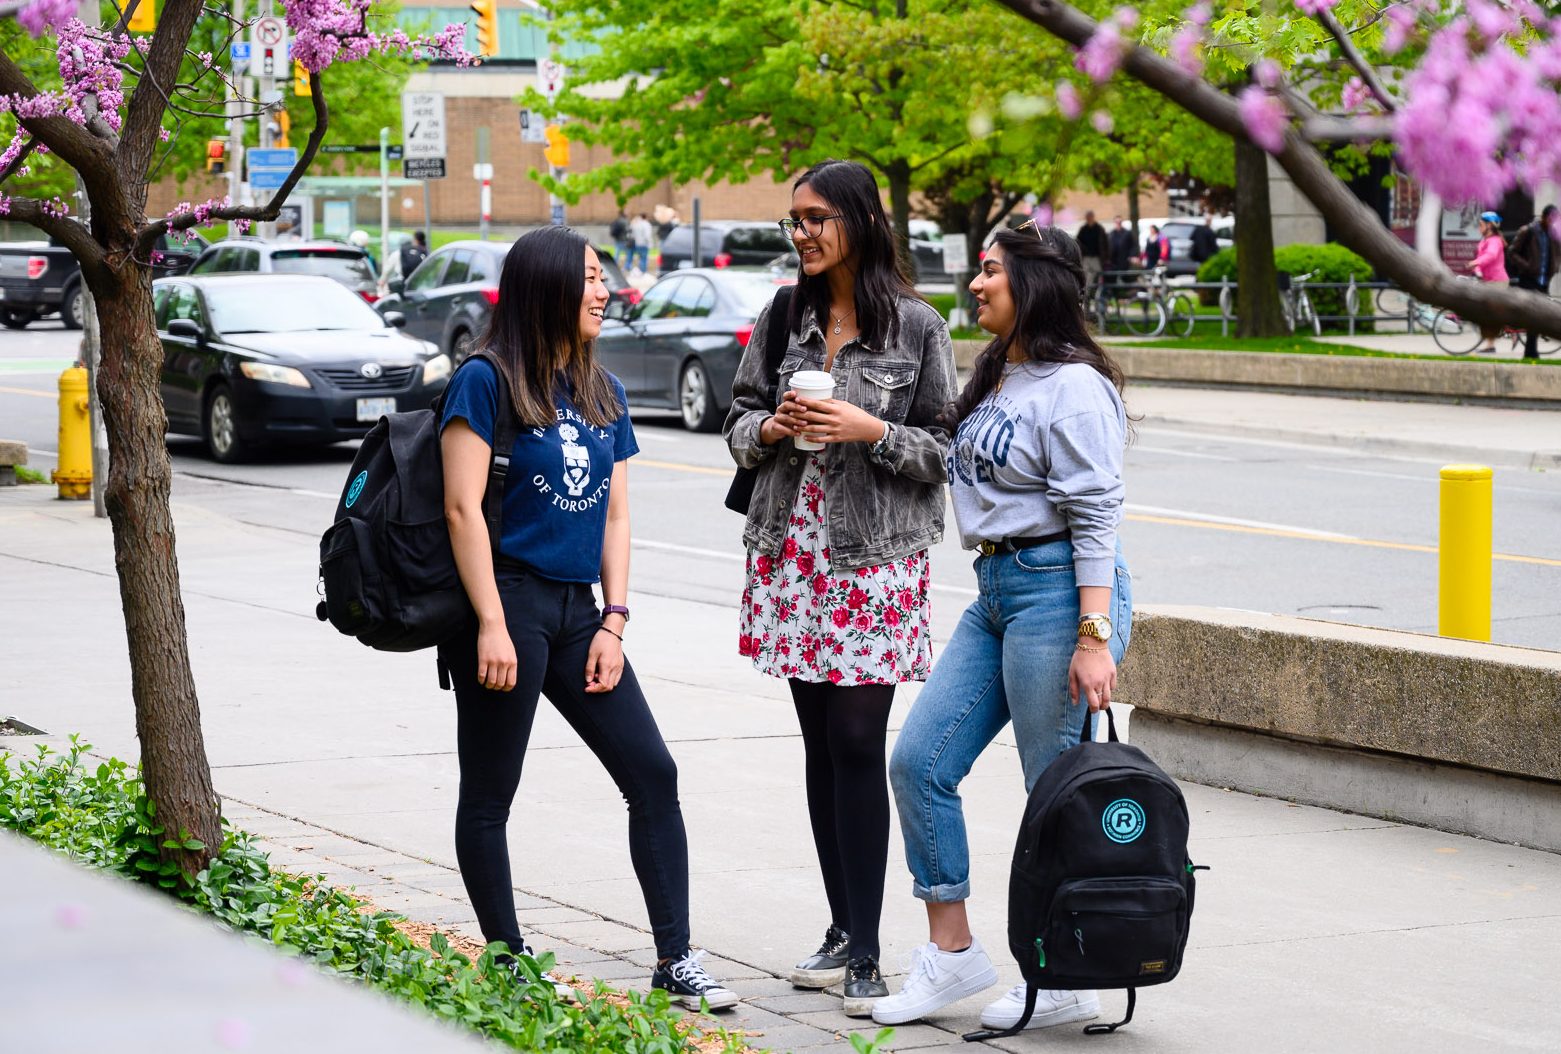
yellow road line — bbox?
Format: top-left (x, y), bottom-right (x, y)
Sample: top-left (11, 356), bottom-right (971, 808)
top-left (0, 385), bottom-right (53, 399)
top-left (632, 455), bottom-right (1561, 569)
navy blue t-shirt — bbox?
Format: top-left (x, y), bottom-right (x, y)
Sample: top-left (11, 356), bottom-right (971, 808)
top-left (439, 357), bottom-right (638, 583)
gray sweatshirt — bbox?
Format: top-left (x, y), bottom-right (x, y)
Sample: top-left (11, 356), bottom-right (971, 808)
top-left (946, 361), bottom-right (1126, 586)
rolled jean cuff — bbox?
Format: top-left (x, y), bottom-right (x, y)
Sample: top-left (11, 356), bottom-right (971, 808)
top-left (912, 877), bottom-right (971, 904)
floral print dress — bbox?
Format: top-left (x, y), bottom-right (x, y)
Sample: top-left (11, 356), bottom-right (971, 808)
top-left (739, 454), bottom-right (932, 685)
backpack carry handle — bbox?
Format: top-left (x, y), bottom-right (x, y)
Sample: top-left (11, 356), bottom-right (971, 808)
top-left (1080, 707), bottom-right (1120, 745)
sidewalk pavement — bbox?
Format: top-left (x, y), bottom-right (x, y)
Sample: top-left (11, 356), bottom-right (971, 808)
top-left (3, 388), bottom-right (1560, 1052)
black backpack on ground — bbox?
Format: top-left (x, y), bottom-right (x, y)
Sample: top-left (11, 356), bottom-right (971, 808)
top-left (316, 350), bottom-right (516, 671)
top-left (965, 711), bottom-right (1205, 1042)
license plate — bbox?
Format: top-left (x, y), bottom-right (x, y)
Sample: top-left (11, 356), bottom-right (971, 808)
top-left (356, 397), bottom-right (395, 422)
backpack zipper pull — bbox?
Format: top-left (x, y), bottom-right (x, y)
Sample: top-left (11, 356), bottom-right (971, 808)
top-left (1075, 927), bottom-right (1085, 957)
top-left (1033, 937), bottom-right (1046, 968)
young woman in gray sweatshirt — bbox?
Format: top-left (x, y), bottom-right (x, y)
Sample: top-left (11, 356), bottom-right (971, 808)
top-left (872, 224), bottom-right (1133, 1033)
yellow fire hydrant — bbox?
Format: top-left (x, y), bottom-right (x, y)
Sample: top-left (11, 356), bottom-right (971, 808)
top-left (53, 364), bottom-right (92, 501)
top-left (1438, 464), bottom-right (1493, 641)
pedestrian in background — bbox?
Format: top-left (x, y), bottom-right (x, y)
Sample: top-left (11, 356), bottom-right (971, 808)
top-left (1075, 210), bottom-right (1106, 295)
top-left (610, 208), bottom-right (632, 265)
top-left (1189, 214), bottom-right (1219, 266)
top-left (723, 158), bottom-right (956, 1018)
top-left (630, 212), bottom-right (654, 274)
top-left (379, 230), bottom-right (429, 297)
top-left (1507, 204), bottom-right (1559, 359)
top-left (1106, 216), bottom-right (1135, 277)
top-left (438, 225), bottom-right (739, 1014)
top-left (872, 223), bottom-right (1132, 1034)
top-left (1468, 211), bottom-right (1509, 354)
top-left (1142, 224), bottom-right (1168, 268)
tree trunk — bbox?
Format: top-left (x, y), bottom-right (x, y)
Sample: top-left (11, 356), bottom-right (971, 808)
top-left (1128, 177), bottom-right (1141, 244)
top-left (1234, 137), bottom-right (1289, 337)
top-left (91, 255), bottom-right (221, 877)
top-left (885, 158), bottom-right (914, 279)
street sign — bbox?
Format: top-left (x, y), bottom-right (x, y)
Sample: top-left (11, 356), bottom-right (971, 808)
top-left (402, 92), bottom-right (446, 159)
top-left (230, 42), bottom-right (251, 61)
top-left (518, 109), bottom-right (546, 144)
top-left (941, 233), bottom-right (969, 275)
top-left (248, 148), bottom-right (297, 169)
top-left (253, 15), bottom-right (285, 48)
top-left (321, 144), bottom-right (401, 157)
top-left (249, 168), bottom-right (291, 190)
top-left (539, 58), bottom-right (566, 100)
top-left (404, 158), bottom-right (446, 180)
top-left (472, 163), bottom-right (494, 181)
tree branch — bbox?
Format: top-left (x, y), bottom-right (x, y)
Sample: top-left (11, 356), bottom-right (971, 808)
top-left (135, 69), bottom-right (330, 254)
top-left (2, 197), bottom-right (104, 272)
top-left (1317, 7), bottom-right (1396, 113)
top-left (991, 0), bottom-right (1561, 336)
top-left (121, 0), bottom-right (206, 183)
top-left (0, 46), bottom-right (115, 177)
top-left (1301, 114), bottom-right (1396, 142)
top-left (0, 135), bottom-right (41, 185)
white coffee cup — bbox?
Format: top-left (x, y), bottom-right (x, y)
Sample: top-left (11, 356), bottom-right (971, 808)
top-left (789, 369), bottom-right (836, 451)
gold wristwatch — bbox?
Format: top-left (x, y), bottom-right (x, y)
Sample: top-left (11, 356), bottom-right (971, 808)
top-left (1077, 612), bottom-right (1113, 642)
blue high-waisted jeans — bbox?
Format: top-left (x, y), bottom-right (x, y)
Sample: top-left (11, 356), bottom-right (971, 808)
top-left (889, 540), bottom-right (1132, 903)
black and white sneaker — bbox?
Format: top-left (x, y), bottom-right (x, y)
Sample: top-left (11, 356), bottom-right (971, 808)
top-left (788, 924), bottom-right (851, 988)
top-left (841, 955), bottom-right (889, 1018)
top-left (652, 949), bottom-right (739, 1011)
top-left (499, 942), bottom-right (576, 1002)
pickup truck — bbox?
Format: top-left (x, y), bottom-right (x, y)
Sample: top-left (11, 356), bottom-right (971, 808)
top-left (0, 231), bottom-right (206, 330)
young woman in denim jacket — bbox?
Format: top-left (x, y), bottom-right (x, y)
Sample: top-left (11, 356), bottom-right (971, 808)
top-left (871, 225), bottom-right (1132, 1033)
top-left (723, 159), bottom-right (956, 1015)
top-left (440, 225), bottom-right (736, 1012)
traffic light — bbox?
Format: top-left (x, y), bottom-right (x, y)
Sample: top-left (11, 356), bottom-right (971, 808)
top-left (542, 124), bottom-right (570, 168)
top-left (294, 61), bottom-right (311, 97)
top-left (469, 0), bottom-right (499, 58)
top-left (274, 110), bottom-right (291, 148)
top-left (205, 140), bottom-right (226, 173)
top-left (127, 0), bottom-right (155, 33)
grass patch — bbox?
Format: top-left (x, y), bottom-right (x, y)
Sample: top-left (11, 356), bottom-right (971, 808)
top-left (1114, 334), bottom-right (1561, 364)
top-left (15, 465), bottom-right (48, 484)
top-left (0, 738), bottom-right (759, 1053)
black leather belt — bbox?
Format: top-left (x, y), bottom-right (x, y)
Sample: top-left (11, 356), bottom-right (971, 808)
top-left (977, 530), bottom-right (1071, 556)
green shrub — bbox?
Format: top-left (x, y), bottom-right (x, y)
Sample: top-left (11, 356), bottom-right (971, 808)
top-left (1194, 243), bottom-right (1372, 324)
top-left (924, 292), bottom-right (957, 319)
top-left (0, 739), bottom-right (748, 1053)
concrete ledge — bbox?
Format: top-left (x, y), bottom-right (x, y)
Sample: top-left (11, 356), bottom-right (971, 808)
top-left (1113, 346), bottom-right (1561, 404)
top-left (1118, 605), bottom-right (1561, 846)
top-left (0, 439), bottom-right (25, 487)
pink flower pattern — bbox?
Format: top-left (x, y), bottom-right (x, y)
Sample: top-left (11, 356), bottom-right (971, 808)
top-left (739, 455), bottom-right (931, 686)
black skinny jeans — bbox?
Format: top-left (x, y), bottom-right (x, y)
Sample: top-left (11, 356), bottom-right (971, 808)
top-left (439, 563), bottom-right (690, 960)
top-left (790, 679), bottom-right (895, 962)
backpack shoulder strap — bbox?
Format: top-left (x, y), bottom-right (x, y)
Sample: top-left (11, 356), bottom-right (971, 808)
top-left (765, 286), bottom-right (794, 375)
top-left (466, 349), bottom-right (519, 552)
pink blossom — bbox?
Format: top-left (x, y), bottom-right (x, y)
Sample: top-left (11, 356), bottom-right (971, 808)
top-left (1091, 110), bottom-right (1114, 134)
top-left (1341, 77), bottom-right (1370, 112)
top-left (1294, 0), bottom-right (1337, 15)
top-left (1238, 86), bottom-right (1288, 154)
top-left (1170, 27), bottom-right (1203, 76)
top-left (1186, 2), bottom-right (1212, 27)
top-left (1076, 22), bottom-right (1124, 83)
top-left (1254, 58), bottom-right (1282, 89)
top-left (1384, 7), bottom-right (1417, 54)
top-left (1055, 81), bottom-right (1083, 120)
top-left (16, 0), bottom-right (75, 37)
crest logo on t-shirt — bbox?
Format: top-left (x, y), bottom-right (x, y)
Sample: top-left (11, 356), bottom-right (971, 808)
top-left (559, 423), bottom-right (590, 497)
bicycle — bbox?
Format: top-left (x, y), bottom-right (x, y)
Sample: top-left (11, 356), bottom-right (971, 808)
top-left (1094, 270), bottom-right (1167, 337)
top-left (1215, 273), bottom-right (1322, 335)
top-left (1430, 307), bottom-right (1561, 355)
top-left (1145, 265), bottom-right (1199, 338)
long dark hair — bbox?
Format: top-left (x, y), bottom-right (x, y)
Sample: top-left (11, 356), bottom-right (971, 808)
top-left (479, 225), bottom-right (621, 429)
top-left (789, 159), bottom-right (920, 350)
top-left (943, 225), bottom-right (1126, 429)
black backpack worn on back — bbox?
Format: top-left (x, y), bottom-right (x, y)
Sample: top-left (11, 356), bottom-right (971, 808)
top-left (965, 711), bottom-right (1206, 1042)
top-left (316, 350), bottom-right (517, 668)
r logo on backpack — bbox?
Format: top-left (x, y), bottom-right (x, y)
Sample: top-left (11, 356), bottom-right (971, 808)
top-left (1102, 799), bottom-right (1146, 844)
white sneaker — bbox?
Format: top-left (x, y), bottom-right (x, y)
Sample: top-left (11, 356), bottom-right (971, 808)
top-left (979, 983), bottom-right (1100, 1030)
top-left (869, 939), bottom-right (999, 1025)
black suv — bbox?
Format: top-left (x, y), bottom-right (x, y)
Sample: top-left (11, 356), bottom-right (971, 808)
top-left (658, 222), bottom-right (795, 271)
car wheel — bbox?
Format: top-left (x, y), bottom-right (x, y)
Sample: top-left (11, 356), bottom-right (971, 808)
top-left (0, 308), bottom-right (34, 330)
top-left (203, 384), bottom-right (248, 463)
top-left (59, 281), bottom-right (84, 330)
top-left (678, 358), bottom-right (720, 432)
top-left (451, 329), bottom-right (475, 364)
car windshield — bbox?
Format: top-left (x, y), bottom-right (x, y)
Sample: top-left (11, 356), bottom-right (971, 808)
top-left (721, 275), bottom-right (794, 315)
top-left (204, 280), bottom-right (387, 333)
top-left (271, 249), bottom-right (375, 283)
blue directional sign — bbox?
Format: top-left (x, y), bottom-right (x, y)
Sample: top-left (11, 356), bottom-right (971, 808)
top-left (230, 42), bottom-right (252, 61)
top-left (248, 148), bottom-right (297, 169)
top-left (248, 169), bottom-right (291, 189)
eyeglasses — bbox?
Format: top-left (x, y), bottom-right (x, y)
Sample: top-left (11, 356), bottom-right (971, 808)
top-left (778, 214), bottom-right (843, 238)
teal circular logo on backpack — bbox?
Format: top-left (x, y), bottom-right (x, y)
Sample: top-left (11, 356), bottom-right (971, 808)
top-left (1103, 799), bottom-right (1146, 844)
top-left (345, 470), bottom-right (368, 508)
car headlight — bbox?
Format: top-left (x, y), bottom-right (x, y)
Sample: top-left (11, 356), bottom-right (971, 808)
top-left (423, 353), bottom-right (453, 386)
top-left (239, 362), bottom-right (312, 388)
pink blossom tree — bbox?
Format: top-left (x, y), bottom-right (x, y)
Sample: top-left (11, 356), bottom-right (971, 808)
top-left (995, 0), bottom-right (1561, 342)
top-left (0, 0), bottom-right (469, 875)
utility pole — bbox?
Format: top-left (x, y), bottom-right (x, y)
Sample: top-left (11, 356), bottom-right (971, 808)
top-left (78, 0), bottom-right (106, 517)
top-left (380, 126), bottom-right (391, 266)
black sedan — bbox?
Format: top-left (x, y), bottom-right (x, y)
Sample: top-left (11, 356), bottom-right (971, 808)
top-left (377, 239), bottom-right (637, 364)
top-left (594, 269), bottom-right (794, 431)
top-left (153, 274), bottom-right (450, 462)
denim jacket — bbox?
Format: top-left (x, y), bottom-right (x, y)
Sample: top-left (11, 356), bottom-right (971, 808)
top-left (723, 294), bottom-right (956, 569)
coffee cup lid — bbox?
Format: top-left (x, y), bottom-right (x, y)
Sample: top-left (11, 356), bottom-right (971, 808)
top-left (791, 370), bottom-right (835, 391)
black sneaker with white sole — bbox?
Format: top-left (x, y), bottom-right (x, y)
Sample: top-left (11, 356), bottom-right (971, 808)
top-left (788, 924), bottom-right (851, 988)
top-left (496, 942), bottom-right (576, 1002)
top-left (841, 955), bottom-right (889, 1018)
top-left (651, 949), bottom-right (739, 1011)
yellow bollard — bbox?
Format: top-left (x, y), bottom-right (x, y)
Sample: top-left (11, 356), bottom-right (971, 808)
top-left (1438, 464), bottom-right (1492, 641)
top-left (52, 364), bottom-right (92, 501)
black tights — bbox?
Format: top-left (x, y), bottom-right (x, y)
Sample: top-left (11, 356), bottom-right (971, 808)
top-left (790, 679), bottom-right (895, 962)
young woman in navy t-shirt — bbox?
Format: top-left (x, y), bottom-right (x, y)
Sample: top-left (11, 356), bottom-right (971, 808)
top-left (437, 225), bottom-right (736, 1009)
